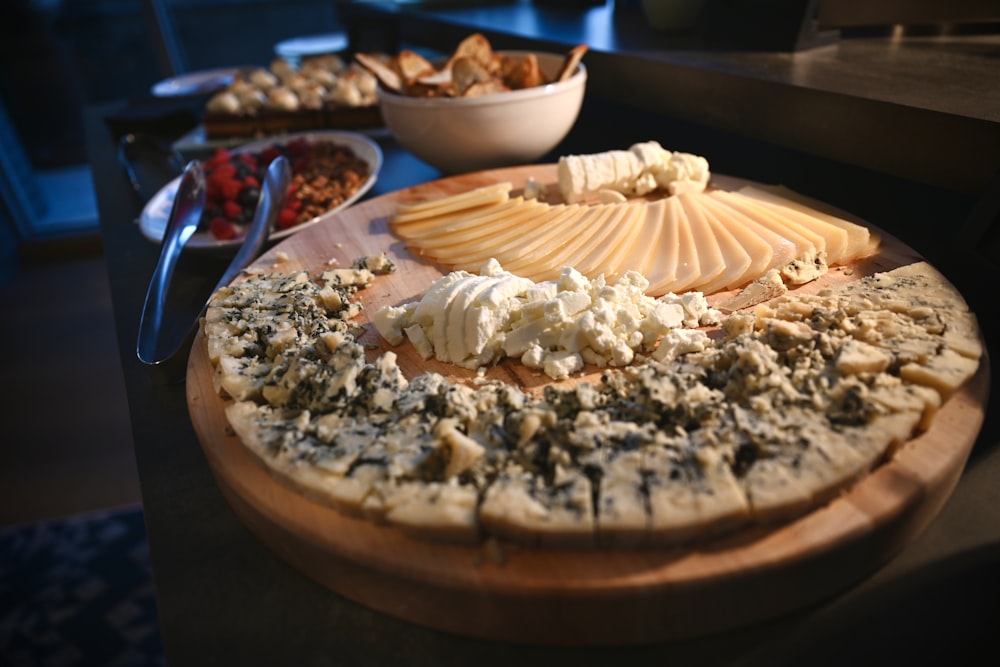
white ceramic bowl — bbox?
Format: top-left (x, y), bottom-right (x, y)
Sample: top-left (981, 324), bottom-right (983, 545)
top-left (377, 50), bottom-right (587, 174)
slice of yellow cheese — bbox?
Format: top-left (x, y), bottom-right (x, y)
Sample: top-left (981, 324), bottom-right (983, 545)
top-left (399, 197), bottom-right (534, 244)
top-left (699, 194), bottom-right (797, 270)
top-left (642, 198), bottom-right (678, 289)
top-left (648, 195), bottom-right (703, 295)
top-left (728, 191), bottom-right (850, 264)
top-left (415, 204), bottom-right (573, 266)
top-left (392, 182), bottom-right (513, 222)
top-left (546, 204), bottom-right (634, 279)
top-left (574, 202), bottom-right (646, 280)
top-left (678, 193), bottom-right (727, 294)
top-left (677, 193), bottom-right (751, 295)
top-left (623, 198), bottom-right (669, 280)
top-left (737, 185), bottom-right (875, 261)
top-left (709, 190), bottom-right (821, 259)
top-left (504, 204), bottom-right (618, 281)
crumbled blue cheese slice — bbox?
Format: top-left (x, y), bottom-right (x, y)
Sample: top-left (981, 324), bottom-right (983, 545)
top-left (208, 260), bottom-right (981, 548)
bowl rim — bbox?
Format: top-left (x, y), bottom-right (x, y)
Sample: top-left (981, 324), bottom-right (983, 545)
top-left (376, 50), bottom-right (587, 109)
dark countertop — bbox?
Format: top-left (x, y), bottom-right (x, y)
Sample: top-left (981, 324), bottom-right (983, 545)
top-left (85, 5), bottom-right (1000, 664)
top-left (343, 1), bottom-right (1000, 193)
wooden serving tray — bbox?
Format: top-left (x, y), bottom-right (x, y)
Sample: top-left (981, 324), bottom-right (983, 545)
top-left (186, 165), bottom-right (988, 644)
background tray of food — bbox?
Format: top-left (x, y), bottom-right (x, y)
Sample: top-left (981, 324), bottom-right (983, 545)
top-left (142, 130), bottom-right (381, 250)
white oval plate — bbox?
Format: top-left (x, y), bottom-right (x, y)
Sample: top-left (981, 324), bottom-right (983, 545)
top-left (274, 32), bottom-right (348, 61)
top-left (151, 67), bottom-right (242, 97)
top-left (139, 130), bottom-right (383, 250)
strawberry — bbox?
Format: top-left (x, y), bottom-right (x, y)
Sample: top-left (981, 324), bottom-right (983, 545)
top-left (220, 179), bottom-right (243, 201)
top-left (210, 217), bottom-right (238, 240)
top-left (205, 148), bottom-right (233, 170)
top-left (208, 162), bottom-right (237, 180)
top-left (223, 200), bottom-right (243, 220)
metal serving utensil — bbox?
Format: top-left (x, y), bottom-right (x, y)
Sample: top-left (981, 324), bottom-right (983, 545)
top-left (209, 155), bottom-right (291, 295)
top-left (136, 160), bottom-right (206, 366)
top-left (135, 155), bottom-right (291, 374)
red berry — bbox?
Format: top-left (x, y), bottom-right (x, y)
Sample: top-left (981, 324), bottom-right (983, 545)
top-left (276, 208), bottom-right (298, 229)
top-left (220, 179), bottom-right (243, 201)
top-left (210, 217), bottom-right (238, 240)
top-left (208, 162), bottom-right (237, 180)
top-left (223, 200), bottom-right (243, 220)
top-left (205, 148), bottom-right (233, 169)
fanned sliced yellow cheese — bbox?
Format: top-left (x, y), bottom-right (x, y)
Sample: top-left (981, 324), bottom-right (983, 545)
top-left (737, 185), bottom-right (875, 261)
top-left (648, 195), bottom-right (702, 295)
top-left (442, 204), bottom-right (583, 276)
top-left (399, 197), bottom-right (533, 244)
top-left (539, 203), bottom-right (624, 278)
top-left (709, 190), bottom-right (821, 259)
top-left (641, 198), bottom-right (677, 288)
top-left (726, 191), bottom-right (849, 264)
top-left (698, 194), bottom-right (796, 270)
top-left (515, 204), bottom-right (624, 281)
top-left (417, 205), bottom-right (574, 266)
top-left (676, 193), bottom-right (726, 294)
top-left (504, 204), bottom-right (616, 281)
top-left (598, 203), bottom-right (648, 283)
top-left (677, 193), bottom-right (751, 295)
top-left (696, 196), bottom-right (774, 288)
top-left (392, 182), bottom-right (513, 223)
top-left (573, 203), bottom-right (645, 279)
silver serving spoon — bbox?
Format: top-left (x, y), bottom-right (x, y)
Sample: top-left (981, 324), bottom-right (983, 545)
top-left (209, 155), bottom-right (291, 295)
top-left (136, 160), bottom-right (206, 366)
top-left (136, 155), bottom-right (291, 373)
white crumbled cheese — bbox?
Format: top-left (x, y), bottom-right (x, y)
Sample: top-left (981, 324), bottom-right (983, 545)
top-left (373, 304), bottom-right (409, 345)
top-left (404, 323), bottom-right (433, 360)
top-left (543, 350), bottom-right (583, 380)
top-left (374, 258), bottom-right (715, 379)
top-left (658, 291), bottom-right (721, 327)
top-left (651, 328), bottom-right (710, 362)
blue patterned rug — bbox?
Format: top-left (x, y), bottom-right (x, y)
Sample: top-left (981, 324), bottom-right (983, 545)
top-left (0, 506), bottom-right (165, 666)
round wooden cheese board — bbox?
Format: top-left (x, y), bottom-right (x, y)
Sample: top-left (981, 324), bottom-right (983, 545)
top-left (186, 165), bottom-right (988, 644)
